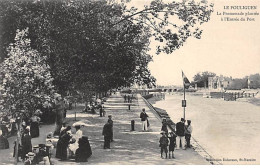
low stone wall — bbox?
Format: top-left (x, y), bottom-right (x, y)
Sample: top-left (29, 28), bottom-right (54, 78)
top-left (224, 93), bottom-right (236, 101)
top-left (141, 95), bottom-right (175, 132)
top-left (210, 92), bottom-right (223, 99)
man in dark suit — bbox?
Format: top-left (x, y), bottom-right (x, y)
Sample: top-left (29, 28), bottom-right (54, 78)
top-left (175, 118), bottom-right (185, 150)
top-left (102, 122), bottom-right (112, 149)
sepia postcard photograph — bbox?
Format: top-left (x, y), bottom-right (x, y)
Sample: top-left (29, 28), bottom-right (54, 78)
top-left (0, 0), bottom-right (259, 166)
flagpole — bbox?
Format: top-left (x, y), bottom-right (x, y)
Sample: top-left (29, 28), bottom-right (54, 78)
top-left (183, 82), bottom-right (186, 120)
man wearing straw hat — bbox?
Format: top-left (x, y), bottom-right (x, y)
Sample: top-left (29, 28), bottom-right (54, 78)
top-left (24, 152), bottom-right (36, 165)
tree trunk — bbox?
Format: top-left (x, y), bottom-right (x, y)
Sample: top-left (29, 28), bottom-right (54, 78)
top-left (53, 100), bottom-right (65, 136)
top-left (14, 120), bottom-right (21, 165)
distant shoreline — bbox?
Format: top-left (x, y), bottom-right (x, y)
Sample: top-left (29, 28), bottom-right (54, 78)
top-left (147, 91), bottom-right (260, 107)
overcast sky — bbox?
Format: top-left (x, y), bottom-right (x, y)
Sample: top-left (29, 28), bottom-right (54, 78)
top-left (130, 0), bottom-right (260, 86)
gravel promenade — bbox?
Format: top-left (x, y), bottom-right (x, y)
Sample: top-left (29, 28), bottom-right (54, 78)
top-left (0, 92), bottom-right (209, 165)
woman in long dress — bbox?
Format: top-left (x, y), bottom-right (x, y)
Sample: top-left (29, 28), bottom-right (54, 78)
top-left (0, 129), bottom-right (9, 149)
top-left (59, 129), bottom-right (72, 160)
top-left (30, 115), bottom-right (40, 138)
top-left (21, 128), bottom-right (32, 161)
top-left (75, 136), bottom-right (92, 162)
top-left (56, 126), bottom-right (71, 159)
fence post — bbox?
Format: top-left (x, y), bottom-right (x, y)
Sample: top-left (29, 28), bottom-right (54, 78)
top-left (131, 120), bottom-right (135, 131)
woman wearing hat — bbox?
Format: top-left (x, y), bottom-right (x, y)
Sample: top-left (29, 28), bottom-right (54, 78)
top-left (56, 126), bottom-right (71, 159)
top-left (58, 126), bottom-right (72, 160)
top-left (30, 112), bottom-right (41, 138)
top-left (69, 125), bottom-right (83, 156)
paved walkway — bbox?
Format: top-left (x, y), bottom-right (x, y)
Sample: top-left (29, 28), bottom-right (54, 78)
top-left (0, 92), bottom-right (209, 165)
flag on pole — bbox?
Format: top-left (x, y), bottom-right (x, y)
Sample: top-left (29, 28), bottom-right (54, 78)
top-left (182, 71), bottom-right (191, 89)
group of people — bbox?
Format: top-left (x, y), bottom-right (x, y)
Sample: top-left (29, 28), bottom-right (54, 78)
top-left (0, 113), bottom-right (16, 138)
top-left (124, 94), bottom-right (134, 103)
top-left (12, 116), bottom-right (51, 165)
top-left (175, 118), bottom-right (193, 149)
top-left (159, 117), bottom-right (193, 159)
top-left (55, 123), bottom-right (92, 162)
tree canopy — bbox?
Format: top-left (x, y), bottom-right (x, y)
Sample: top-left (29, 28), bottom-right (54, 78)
top-left (0, 0), bottom-right (214, 96)
top-left (0, 28), bottom-right (55, 115)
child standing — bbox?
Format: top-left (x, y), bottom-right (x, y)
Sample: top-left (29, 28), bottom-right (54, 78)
top-left (168, 132), bottom-right (177, 159)
top-left (159, 131), bottom-right (169, 159)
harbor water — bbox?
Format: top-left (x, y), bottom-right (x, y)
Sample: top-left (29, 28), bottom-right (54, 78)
top-left (152, 93), bottom-right (260, 165)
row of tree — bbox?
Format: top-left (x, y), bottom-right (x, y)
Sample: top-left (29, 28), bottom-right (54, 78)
top-left (228, 74), bottom-right (260, 90)
top-left (0, 0), bottom-right (213, 105)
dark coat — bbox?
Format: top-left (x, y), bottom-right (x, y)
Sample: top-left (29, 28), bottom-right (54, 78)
top-left (159, 136), bottom-right (169, 147)
top-left (56, 128), bottom-right (68, 158)
top-left (30, 121), bottom-right (39, 138)
top-left (60, 133), bottom-right (71, 160)
top-left (168, 135), bottom-right (176, 151)
top-left (140, 112), bottom-right (148, 121)
top-left (176, 122), bottom-right (185, 136)
top-left (161, 122), bottom-right (168, 135)
top-left (102, 123), bottom-right (112, 137)
top-left (75, 137), bottom-right (92, 162)
top-left (21, 134), bottom-right (32, 159)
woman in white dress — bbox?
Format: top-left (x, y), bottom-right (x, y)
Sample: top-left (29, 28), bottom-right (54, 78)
top-left (69, 125), bottom-right (82, 156)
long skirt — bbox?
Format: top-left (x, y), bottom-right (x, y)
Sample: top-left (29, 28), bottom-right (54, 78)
top-left (55, 140), bottom-right (62, 159)
top-left (30, 122), bottom-right (39, 138)
top-left (60, 143), bottom-right (68, 160)
top-left (75, 138), bottom-right (92, 162)
top-left (0, 136), bottom-right (9, 149)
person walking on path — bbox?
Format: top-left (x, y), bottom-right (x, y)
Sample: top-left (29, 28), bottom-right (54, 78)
top-left (99, 106), bottom-right (103, 117)
top-left (159, 131), bottom-right (169, 159)
top-left (107, 115), bottom-right (113, 142)
top-left (102, 122), bottom-right (112, 149)
top-left (127, 95), bottom-right (131, 103)
top-left (175, 118), bottom-right (185, 150)
top-left (124, 95), bottom-right (127, 103)
top-left (161, 118), bottom-right (168, 136)
top-left (140, 108), bottom-right (149, 131)
top-left (168, 132), bottom-right (177, 159)
top-left (185, 120), bottom-right (193, 148)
